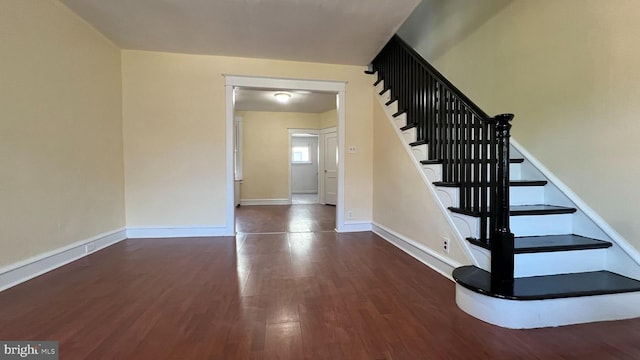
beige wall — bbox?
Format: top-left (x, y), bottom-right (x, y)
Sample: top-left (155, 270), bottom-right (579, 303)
top-left (319, 109), bottom-right (338, 129)
top-left (122, 51), bottom-right (373, 226)
top-left (372, 100), bottom-right (468, 265)
top-left (238, 111), bottom-right (321, 200)
top-left (398, 0), bottom-right (640, 251)
top-left (0, 1), bottom-right (125, 267)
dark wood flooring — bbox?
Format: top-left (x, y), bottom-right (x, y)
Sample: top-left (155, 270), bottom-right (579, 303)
top-left (1, 228), bottom-right (640, 358)
top-left (236, 204), bottom-right (335, 233)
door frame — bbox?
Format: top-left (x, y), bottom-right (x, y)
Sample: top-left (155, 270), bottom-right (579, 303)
top-left (224, 75), bottom-right (347, 233)
top-left (288, 129), bottom-right (320, 204)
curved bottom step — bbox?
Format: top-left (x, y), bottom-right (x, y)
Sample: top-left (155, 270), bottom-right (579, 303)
top-left (453, 266), bottom-right (640, 328)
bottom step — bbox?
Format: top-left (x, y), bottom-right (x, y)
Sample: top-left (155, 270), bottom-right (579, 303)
top-left (453, 266), bottom-right (640, 300)
top-left (453, 266), bottom-right (640, 328)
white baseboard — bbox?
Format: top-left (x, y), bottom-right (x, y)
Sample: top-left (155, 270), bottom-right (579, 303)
top-left (372, 222), bottom-right (461, 280)
top-left (339, 221), bottom-right (372, 232)
top-left (240, 198), bottom-right (291, 206)
top-left (126, 226), bottom-right (234, 238)
top-left (0, 228), bottom-right (127, 292)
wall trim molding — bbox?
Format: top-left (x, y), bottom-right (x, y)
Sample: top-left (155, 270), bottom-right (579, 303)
top-left (239, 198), bottom-right (290, 206)
top-left (0, 228), bottom-right (127, 292)
top-left (339, 221), bottom-right (372, 232)
top-left (372, 222), bottom-right (461, 281)
top-left (126, 226), bottom-right (233, 238)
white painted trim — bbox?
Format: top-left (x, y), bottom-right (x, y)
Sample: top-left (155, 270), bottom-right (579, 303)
top-left (372, 222), bottom-right (462, 281)
top-left (126, 226), bottom-right (233, 238)
top-left (239, 198), bottom-right (290, 206)
top-left (288, 129), bottom-right (320, 135)
top-left (223, 74), bottom-right (346, 92)
top-left (456, 284), bottom-right (640, 329)
top-left (511, 138), bottom-right (640, 267)
top-left (225, 84), bottom-right (236, 237)
top-left (0, 228), bottom-right (127, 292)
top-left (340, 221), bottom-right (372, 232)
top-left (335, 90), bottom-right (346, 232)
top-left (375, 94), bottom-right (479, 266)
top-left (224, 75), bottom-right (346, 236)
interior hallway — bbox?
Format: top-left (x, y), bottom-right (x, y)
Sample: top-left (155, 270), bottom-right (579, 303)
top-left (1, 213), bottom-right (640, 358)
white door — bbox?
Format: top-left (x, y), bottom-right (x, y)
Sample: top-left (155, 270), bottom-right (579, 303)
top-left (323, 131), bottom-right (338, 205)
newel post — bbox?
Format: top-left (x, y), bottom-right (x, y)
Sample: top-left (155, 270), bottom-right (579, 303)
top-left (491, 113), bottom-right (515, 294)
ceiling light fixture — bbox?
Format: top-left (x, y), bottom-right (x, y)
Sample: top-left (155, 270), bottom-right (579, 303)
top-left (274, 92), bottom-right (291, 103)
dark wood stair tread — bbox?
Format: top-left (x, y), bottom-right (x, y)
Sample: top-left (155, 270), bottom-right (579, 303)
top-left (392, 110), bottom-right (405, 118)
top-left (419, 158), bottom-right (524, 165)
top-left (434, 180), bottom-right (547, 187)
top-left (467, 234), bottom-right (612, 253)
top-left (449, 204), bottom-right (577, 217)
top-left (400, 124), bottom-right (416, 131)
top-left (453, 265), bottom-right (640, 300)
top-left (409, 140), bottom-right (427, 147)
top-left (385, 98), bottom-right (397, 106)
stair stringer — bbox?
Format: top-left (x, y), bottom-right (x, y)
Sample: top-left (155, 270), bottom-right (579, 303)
top-left (511, 139), bottom-right (640, 281)
top-left (375, 85), bottom-right (481, 269)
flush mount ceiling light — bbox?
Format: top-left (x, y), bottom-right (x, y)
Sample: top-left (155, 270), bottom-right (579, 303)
top-left (274, 92), bottom-right (292, 103)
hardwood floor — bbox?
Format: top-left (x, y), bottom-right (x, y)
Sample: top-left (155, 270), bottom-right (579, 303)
top-left (1, 231), bottom-right (640, 358)
top-left (236, 204), bottom-right (335, 233)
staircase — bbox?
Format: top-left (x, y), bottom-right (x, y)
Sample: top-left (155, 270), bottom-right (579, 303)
top-left (368, 35), bottom-right (640, 328)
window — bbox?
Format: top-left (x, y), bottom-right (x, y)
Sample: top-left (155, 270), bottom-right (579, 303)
top-left (292, 145), bottom-right (310, 163)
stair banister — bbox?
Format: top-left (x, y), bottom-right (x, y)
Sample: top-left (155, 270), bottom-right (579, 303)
top-left (370, 35), bottom-right (516, 293)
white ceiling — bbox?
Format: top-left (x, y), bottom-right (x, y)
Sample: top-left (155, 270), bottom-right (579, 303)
top-left (235, 88), bottom-right (336, 113)
top-left (58, 0), bottom-right (421, 65)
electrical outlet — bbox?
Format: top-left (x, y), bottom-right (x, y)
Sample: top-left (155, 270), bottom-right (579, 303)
top-left (443, 237), bottom-right (450, 253)
top-left (347, 210), bottom-right (353, 219)
top-left (348, 145), bottom-right (357, 153)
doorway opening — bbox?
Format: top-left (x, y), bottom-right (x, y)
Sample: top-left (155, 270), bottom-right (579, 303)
top-left (225, 75), bottom-right (345, 234)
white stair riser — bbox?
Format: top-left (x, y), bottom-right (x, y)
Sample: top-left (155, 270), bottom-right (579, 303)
top-left (380, 89), bottom-right (392, 104)
top-left (402, 127), bottom-right (417, 143)
top-left (393, 113), bottom-right (407, 128)
top-left (452, 212), bottom-right (573, 239)
top-left (511, 186), bottom-right (545, 205)
top-left (515, 249), bottom-right (607, 277)
top-left (375, 80), bottom-right (385, 94)
top-left (385, 99), bottom-right (398, 115)
top-left (511, 213), bottom-right (573, 237)
top-left (411, 144), bottom-right (428, 162)
top-left (422, 164), bottom-right (442, 183)
top-left (435, 185), bottom-right (544, 208)
top-left (469, 247), bottom-right (607, 278)
top-left (510, 163), bottom-right (522, 180)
